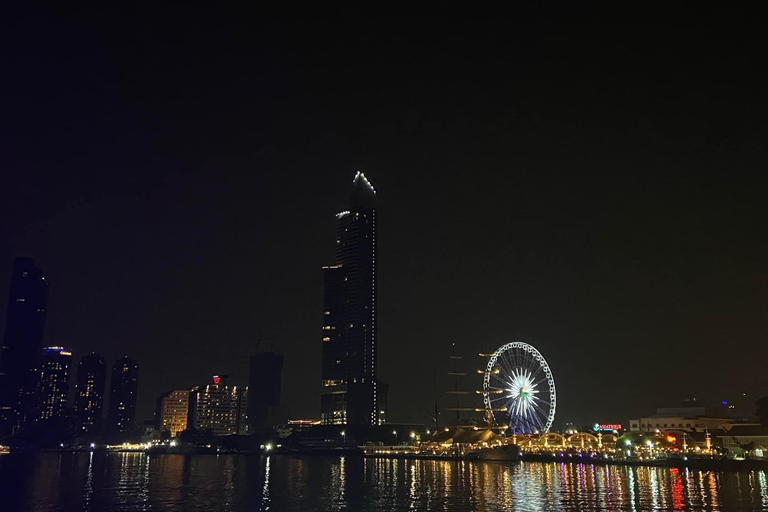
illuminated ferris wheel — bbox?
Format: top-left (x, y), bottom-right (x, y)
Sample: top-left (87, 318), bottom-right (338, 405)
top-left (482, 342), bottom-right (556, 434)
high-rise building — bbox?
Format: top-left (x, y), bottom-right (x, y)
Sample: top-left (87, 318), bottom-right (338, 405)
top-left (0, 257), bottom-right (48, 435)
top-left (75, 353), bottom-right (107, 435)
top-left (157, 389), bottom-right (190, 437)
top-left (189, 376), bottom-right (248, 436)
top-left (37, 346), bottom-right (72, 422)
top-left (320, 172), bottom-right (387, 426)
top-left (247, 352), bottom-right (283, 430)
top-left (107, 357), bottom-right (139, 434)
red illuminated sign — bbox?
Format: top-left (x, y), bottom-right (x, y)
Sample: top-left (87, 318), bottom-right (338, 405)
top-left (213, 375), bottom-right (221, 385)
top-left (598, 424), bottom-right (622, 431)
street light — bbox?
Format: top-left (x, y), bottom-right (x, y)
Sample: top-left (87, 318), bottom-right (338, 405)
top-left (341, 430), bottom-right (346, 446)
top-left (410, 432), bottom-right (415, 444)
top-left (393, 430), bottom-right (398, 446)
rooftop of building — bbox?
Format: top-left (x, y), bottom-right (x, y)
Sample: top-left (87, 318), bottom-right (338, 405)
top-left (350, 171), bottom-right (376, 209)
top-left (718, 425), bottom-right (768, 437)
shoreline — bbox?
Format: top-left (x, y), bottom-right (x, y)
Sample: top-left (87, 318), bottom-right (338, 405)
top-left (358, 451), bottom-right (768, 471)
top-left (11, 447), bottom-right (768, 472)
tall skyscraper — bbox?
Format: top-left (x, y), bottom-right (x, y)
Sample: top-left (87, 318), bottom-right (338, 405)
top-left (247, 351), bottom-right (283, 431)
top-left (0, 257), bottom-right (48, 436)
top-left (189, 376), bottom-right (248, 436)
top-left (320, 172), bottom-right (387, 426)
top-left (37, 346), bottom-right (72, 422)
top-left (106, 357), bottom-right (139, 434)
top-left (157, 389), bottom-right (190, 437)
top-left (75, 353), bottom-right (107, 435)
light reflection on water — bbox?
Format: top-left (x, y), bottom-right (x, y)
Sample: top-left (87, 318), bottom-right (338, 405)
top-left (3, 453), bottom-right (768, 511)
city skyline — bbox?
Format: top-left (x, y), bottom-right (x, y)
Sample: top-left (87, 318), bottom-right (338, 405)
top-left (1, 5), bottom-right (766, 428)
top-left (3, 5), bottom-right (768, 512)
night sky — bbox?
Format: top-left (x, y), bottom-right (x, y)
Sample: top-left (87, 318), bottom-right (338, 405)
top-left (1, 5), bottom-right (766, 429)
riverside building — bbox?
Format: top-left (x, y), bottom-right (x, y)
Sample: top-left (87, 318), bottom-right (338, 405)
top-left (189, 376), bottom-right (248, 436)
top-left (37, 346), bottom-right (72, 421)
top-left (75, 353), bottom-right (107, 434)
top-left (106, 357), bottom-right (139, 434)
top-left (320, 172), bottom-right (387, 426)
top-left (157, 389), bottom-right (190, 437)
top-left (0, 257), bottom-right (48, 435)
top-left (247, 351), bottom-right (283, 431)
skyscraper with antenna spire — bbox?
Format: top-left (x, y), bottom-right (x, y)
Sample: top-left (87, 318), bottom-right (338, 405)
top-left (320, 172), bottom-right (387, 426)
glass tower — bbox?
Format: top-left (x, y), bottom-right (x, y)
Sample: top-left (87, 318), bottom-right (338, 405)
top-left (0, 257), bottom-right (48, 436)
top-left (320, 172), bottom-right (387, 426)
top-left (247, 352), bottom-right (283, 431)
top-left (38, 346), bottom-right (72, 422)
top-left (75, 353), bottom-right (107, 434)
top-left (107, 356), bottom-right (139, 434)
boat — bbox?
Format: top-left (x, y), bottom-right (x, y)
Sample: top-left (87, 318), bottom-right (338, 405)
top-left (466, 443), bottom-right (520, 461)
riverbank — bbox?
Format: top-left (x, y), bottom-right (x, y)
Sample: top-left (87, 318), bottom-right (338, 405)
top-left (520, 451), bottom-right (768, 471)
top-left (19, 445), bottom-right (768, 471)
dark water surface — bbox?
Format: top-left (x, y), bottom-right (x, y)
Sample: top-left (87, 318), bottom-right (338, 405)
top-left (2, 452), bottom-right (768, 511)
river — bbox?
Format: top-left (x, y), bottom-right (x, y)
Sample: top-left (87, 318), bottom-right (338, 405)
top-left (2, 452), bottom-right (768, 511)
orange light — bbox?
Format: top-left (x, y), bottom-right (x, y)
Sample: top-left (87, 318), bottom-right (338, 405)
top-left (665, 434), bottom-right (677, 444)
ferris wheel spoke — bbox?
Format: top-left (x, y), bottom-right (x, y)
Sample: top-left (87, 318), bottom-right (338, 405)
top-left (507, 352), bottom-right (522, 379)
top-left (489, 396), bottom-right (510, 409)
top-left (527, 399), bottom-right (549, 418)
top-left (488, 393), bottom-right (508, 403)
top-left (528, 363), bottom-right (546, 382)
top-left (499, 356), bottom-right (517, 383)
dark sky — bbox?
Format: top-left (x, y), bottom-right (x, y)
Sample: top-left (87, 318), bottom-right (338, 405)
top-left (1, 5), bottom-right (766, 428)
